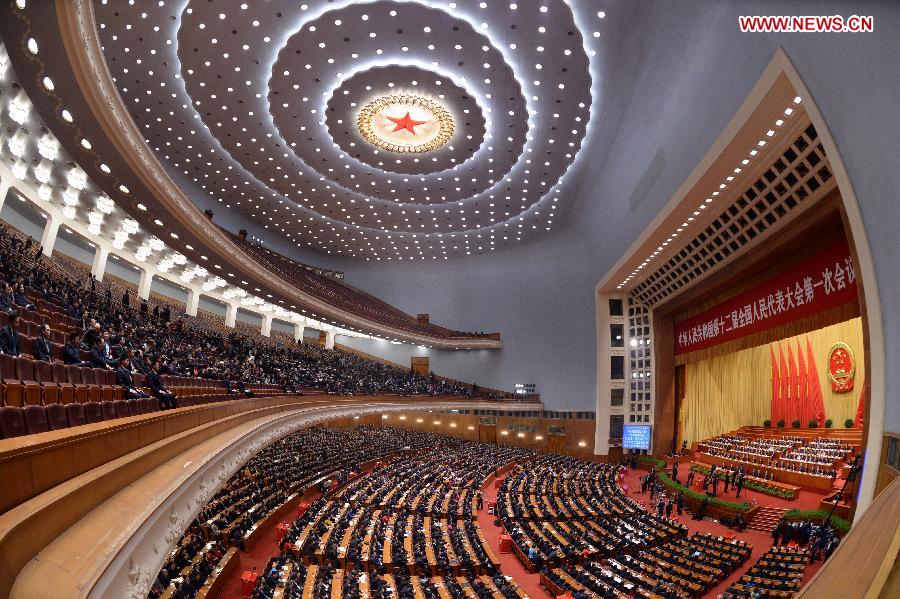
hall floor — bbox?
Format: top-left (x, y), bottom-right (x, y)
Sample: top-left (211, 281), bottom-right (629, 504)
top-left (216, 463), bottom-right (832, 599)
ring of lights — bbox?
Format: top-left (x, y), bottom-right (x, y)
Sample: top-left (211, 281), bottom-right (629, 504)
top-left (93, 0), bottom-right (596, 258)
top-left (267, 2), bottom-right (526, 204)
top-left (357, 94), bottom-right (454, 155)
top-left (320, 64), bottom-right (487, 178)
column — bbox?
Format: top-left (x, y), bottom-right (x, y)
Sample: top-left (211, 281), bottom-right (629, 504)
top-left (293, 321), bottom-right (305, 343)
top-left (91, 245), bottom-right (109, 280)
top-left (0, 179), bottom-right (10, 215)
top-left (324, 329), bottom-right (335, 350)
top-left (185, 289), bottom-right (200, 317)
top-left (260, 314), bottom-right (272, 337)
top-left (225, 304), bottom-right (238, 328)
top-left (40, 215), bottom-right (60, 257)
top-left (137, 267), bottom-right (153, 300)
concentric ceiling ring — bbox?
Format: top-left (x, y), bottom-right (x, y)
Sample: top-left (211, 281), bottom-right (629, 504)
top-left (318, 66), bottom-right (486, 177)
top-left (94, 0), bottom-right (597, 258)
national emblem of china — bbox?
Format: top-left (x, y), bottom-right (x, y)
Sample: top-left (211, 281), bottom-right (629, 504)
top-left (827, 342), bottom-right (855, 393)
top-left (357, 94), bottom-right (454, 154)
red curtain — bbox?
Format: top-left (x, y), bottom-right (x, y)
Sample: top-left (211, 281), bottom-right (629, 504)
top-left (770, 344), bottom-right (780, 423)
top-left (796, 340), bottom-right (808, 426)
top-left (805, 337), bottom-right (827, 427)
top-left (855, 380), bottom-right (866, 428)
top-left (787, 344), bottom-right (798, 425)
top-left (778, 344), bottom-right (790, 425)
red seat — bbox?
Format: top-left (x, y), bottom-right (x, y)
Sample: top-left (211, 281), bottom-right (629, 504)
top-left (33, 360), bottom-right (60, 404)
top-left (126, 400), bottom-right (141, 417)
top-left (112, 400), bottom-right (129, 419)
top-left (94, 368), bottom-right (114, 402)
top-left (52, 363), bottom-right (75, 404)
top-left (84, 402), bottom-right (103, 424)
top-left (138, 397), bottom-right (152, 414)
top-left (45, 403), bottom-right (68, 430)
top-left (85, 369), bottom-right (103, 403)
top-left (149, 397), bottom-right (161, 412)
top-left (0, 353), bottom-right (24, 407)
top-left (0, 406), bottom-right (26, 438)
top-left (100, 401), bottom-right (117, 421)
top-left (65, 402), bottom-right (86, 428)
top-left (23, 405), bottom-right (49, 434)
top-left (15, 357), bottom-right (43, 406)
top-left (66, 365), bottom-right (90, 403)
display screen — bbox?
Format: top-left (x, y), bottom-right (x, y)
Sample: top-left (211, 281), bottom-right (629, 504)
top-left (622, 424), bottom-right (652, 450)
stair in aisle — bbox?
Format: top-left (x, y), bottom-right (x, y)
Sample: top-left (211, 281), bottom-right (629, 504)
top-left (748, 506), bottom-right (787, 533)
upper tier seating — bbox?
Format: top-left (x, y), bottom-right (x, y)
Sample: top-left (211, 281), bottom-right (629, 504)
top-left (220, 227), bottom-right (498, 341)
top-left (0, 222), bottom-right (473, 438)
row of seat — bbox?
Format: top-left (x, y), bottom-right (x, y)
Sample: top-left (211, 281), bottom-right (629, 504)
top-left (0, 398), bottom-right (162, 438)
top-left (0, 354), bottom-right (124, 406)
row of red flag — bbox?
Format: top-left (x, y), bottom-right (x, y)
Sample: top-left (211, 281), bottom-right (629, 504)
top-left (769, 338), bottom-right (826, 427)
top-left (769, 338), bottom-right (865, 427)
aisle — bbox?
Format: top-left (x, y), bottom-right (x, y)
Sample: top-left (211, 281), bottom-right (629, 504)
top-left (476, 477), bottom-right (553, 599)
top-left (618, 467), bottom-right (824, 598)
top-left (217, 491), bottom-right (322, 599)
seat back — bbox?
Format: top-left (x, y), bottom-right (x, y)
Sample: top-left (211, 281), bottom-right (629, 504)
top-left (52, 362), bottom-right (69, 383)
top-left (138, 397), bottom-right (152, 414)
top-left (113, 400), bottom-right (129, 419)
top-left (23, 405), bottom-right (49, 434)
top-left (100, 401), bottom-right (117, 421)
top-left (66, 365), bottom-right (83, 385)
top-left (45, 403), bottom-right (68, 430)
top-left (0, 353), bottom-right (17, 380)
top-left (14, 356), bottom-right (35, 381)
top-left (149, 397), bottom-right (161, 412)
top-left (0, 406), bottom-right (26, 438)
top-left (127, 400), bottom-right (141, 417)
top-left (65, 402), bottom-right (87, 428)
top-left (84, 402), bottom-right (103, 424)
top-left (33, 360), bottom-right (53, 383)
top-left (83, 368), bottom-right (98, 386)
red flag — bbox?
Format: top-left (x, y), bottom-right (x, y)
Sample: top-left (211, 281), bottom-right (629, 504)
top-left (779, 344), bottom-right (790, 426)
top-left (787, 344), bottom-right (798, 426)
top-left (796, 340), bottom-right (808, 426)
top-left (805, 337), bottom-right (826, 427)
top-left (854, 381), bottom-right (865, 428)
top-left (770, 345), bottom-right (780, 423)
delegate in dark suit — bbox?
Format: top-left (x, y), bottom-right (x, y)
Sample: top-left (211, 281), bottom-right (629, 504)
top-left (32, 333), bottom-right (52, 362)
top-left (116, 361), bottom-right (149, 399)
top-left (0, 319), bottom-right (20, 356)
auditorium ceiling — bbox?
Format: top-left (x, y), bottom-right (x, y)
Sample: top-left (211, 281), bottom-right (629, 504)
top-left (88, 0), bottom-right (608, 260)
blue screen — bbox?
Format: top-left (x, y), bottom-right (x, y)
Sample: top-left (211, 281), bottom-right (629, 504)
top-left (622, 424), bottom-right (652, 450)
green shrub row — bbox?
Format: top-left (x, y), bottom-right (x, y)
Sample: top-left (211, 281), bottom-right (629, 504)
top-left (657, 472), bottom-right (751, 512)
top-left (688, 464), bottom-right (796, 500)
top-left (784, 508), bottom-right (851, 535)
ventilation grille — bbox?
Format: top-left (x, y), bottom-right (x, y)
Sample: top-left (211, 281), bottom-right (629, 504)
top-left (632, 121), bottom-right (834, 306)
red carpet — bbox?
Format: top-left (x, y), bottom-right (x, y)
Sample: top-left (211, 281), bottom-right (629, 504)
top-left (212, 467), bottom-right (827, 599)
top-left (217, 492), bottom-right (322, 599)
top-left (619, 467), bottom-right (824, 598)
top-left (476, 477), bottom-right (553, 598)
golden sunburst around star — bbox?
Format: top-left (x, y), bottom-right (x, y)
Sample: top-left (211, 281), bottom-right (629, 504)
top-left (357, 94), bottom-right (454, 154)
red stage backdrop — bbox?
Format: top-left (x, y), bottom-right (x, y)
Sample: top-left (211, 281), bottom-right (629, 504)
top-left (675, 241), bottom-right (857, 355)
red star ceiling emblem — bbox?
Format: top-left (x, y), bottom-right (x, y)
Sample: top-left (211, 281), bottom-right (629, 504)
top-left (386, 111), bottom-right (427, 135)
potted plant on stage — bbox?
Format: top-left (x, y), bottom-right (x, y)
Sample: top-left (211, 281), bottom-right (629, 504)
top-left (777, 419), bottom-right (786, 428)
top-left (825, 419), bottom-right (833, 428)
top-left (844, 418), bottom-right (854, 428)
top-left (808, 419), bottom-right (818, 428)
top-left (763, 419), bottom-right (772, 427)
top-left (791, 419), bottom-right (801, 428)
